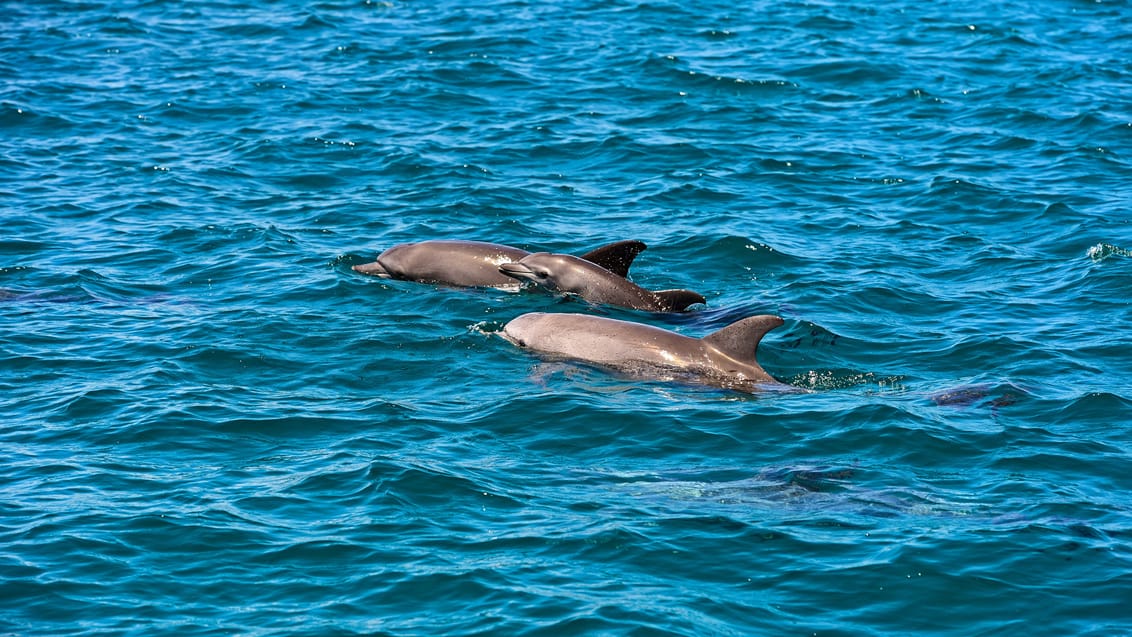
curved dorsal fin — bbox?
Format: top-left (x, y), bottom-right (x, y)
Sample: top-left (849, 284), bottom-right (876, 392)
top-left (653, 289), bottom-right (707, 312)
top-left (703, 315), bottom-right (784, 362)
top-left (578, 240), bottom-right (647, 278)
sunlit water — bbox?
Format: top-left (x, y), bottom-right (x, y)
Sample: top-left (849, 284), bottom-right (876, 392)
top-left (2, 0), bottom-right (1131, 634)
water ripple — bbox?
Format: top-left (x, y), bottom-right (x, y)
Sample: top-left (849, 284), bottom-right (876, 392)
top-left (3, 0), bottom-right (1132, 634)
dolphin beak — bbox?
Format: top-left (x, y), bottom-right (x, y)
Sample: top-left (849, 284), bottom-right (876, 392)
top-left (499, 262), bottom-right (536, 281)
top-left (353, 261), bottom-right (390, 277)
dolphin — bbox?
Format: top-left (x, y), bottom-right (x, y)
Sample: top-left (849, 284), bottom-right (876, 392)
top-left (353, 240), bottom-right (646, 289)
top-left (501, 312), bottom-right (788, 392)
top-left (498, 250), bottom-right (705, 312)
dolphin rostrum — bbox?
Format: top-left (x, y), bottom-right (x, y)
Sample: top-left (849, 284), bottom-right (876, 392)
top-left (501, 312), bottom-right (787, 392)
top-left (498, 250), bottom-right (705, 312)
top-left (353, 240), bottom-right (646, 289)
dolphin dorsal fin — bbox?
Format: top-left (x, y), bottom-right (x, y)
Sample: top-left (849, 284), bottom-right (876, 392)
top-left (653, 289), bottom-right (707, 312)
top-left (703, 315), bottom-right (784, 362)
top-left (578, 240), bottom-right (647, 278)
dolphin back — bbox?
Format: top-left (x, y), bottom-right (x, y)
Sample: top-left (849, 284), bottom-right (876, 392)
top-left (653, 289), bottom-right (707, 312)
top-left (354, 240), bottom-right (530, 287)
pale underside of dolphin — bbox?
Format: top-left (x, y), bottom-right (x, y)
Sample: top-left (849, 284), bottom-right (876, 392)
top-left (501, 312), bottom-right (788, 393)
top-left (353, 239), bottom-right (646, 289)
top-left (498, 251), bottom-right (706, 312)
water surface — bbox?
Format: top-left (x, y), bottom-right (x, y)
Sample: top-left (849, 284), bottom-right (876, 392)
top-left (2, 0), bottom-right (1131, 634)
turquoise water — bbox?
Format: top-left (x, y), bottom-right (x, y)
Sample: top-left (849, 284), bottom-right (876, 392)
top-left (3, 0), bottom-right (1131, 634)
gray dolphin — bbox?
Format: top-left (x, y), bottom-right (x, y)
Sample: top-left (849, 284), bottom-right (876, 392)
top-left (498, 251), bottom-right (705, 312)
top-left (501, 312), bottom-right (788, 392)
top-left (353, 240), bottom-right (646, 289)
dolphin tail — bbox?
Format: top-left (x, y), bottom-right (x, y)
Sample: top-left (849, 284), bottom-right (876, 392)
top-left (654, 289), bottom-right (707, 312)
top-left (702, 315), bottom-right (784, 362)
top-left (352, 261), bottom-right (391, 277)
top-left (578, 240), bottom-right (647, 278)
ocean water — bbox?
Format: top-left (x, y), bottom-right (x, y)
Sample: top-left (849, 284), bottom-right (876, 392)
top-left (2, 0), bottom-right (1131, 634)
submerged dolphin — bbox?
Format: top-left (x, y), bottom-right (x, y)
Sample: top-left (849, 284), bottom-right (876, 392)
top-left (353, 240), bottom-right (646, 289)
top-left (498, 251), bottom-right (706, 312)
top-left (501, 312), bottom-right (788, 392)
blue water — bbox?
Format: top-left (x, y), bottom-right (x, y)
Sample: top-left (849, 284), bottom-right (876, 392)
top-left (3, 0), bottom-right (1131, 634)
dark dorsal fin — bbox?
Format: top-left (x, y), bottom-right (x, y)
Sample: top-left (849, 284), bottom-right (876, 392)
top-left (703, 315), bottom-right (784, 362)
top-left (653, 289), bottom-right (707, 312)
top-left (578, 240), bottom-right (647, 278)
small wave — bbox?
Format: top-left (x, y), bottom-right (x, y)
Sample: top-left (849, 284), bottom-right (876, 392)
top-left (787, 369), bottom-right (906, 392)
top-left (0, 102), bottom-right (79, 132)
top-left (642, 54), bottom-right (798, 97)
top-left (1087, 243), bottom-right (1132, 263)
top-left (1047, 391), bottom-right (1132, 428)
top-left (468, 320), bottom-right (506, 336)
top-left (675, 236), bottom-right (814, 281)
